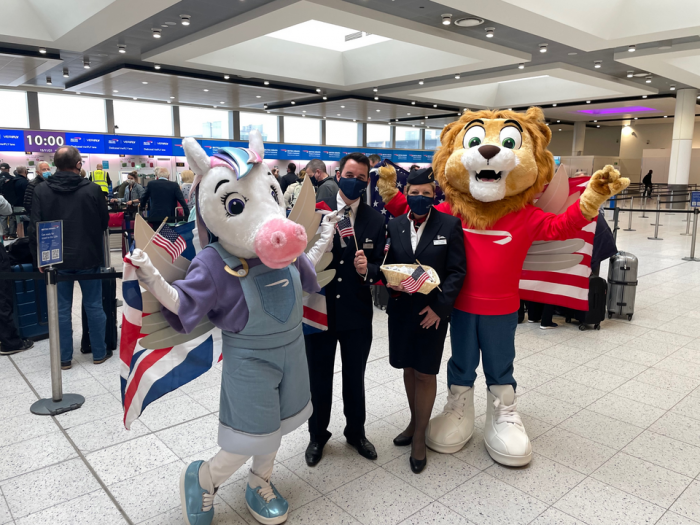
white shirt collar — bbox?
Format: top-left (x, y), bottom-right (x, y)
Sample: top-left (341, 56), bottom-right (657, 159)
top-left (408, 208), bottom-right (431, 252)
top-left (337, 191), bottom-right (360, 217)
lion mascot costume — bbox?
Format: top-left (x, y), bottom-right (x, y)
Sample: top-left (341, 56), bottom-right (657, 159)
top-left (378, 107), bottom-right (628, 466)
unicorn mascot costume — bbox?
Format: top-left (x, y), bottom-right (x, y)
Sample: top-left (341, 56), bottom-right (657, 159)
top-left (127, 130), bottom-right (339, 525)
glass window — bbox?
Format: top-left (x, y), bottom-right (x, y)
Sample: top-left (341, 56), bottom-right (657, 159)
top-left (366, 124), bottom-right (391, 148)
top-left (180, 107), bottom-right (229, 139)
top-left (326, 120), bottom-right (358, 146)
top-left (0, 90), bottom-right (28, 128)
top-left (113, 100), bottom-right (173, 136)
top-left (38, 93), bottom-right (106, 132)
top-left (240, 112), bottom-right (278, 142)
top-left (425, 129), bottom-right (441, 150)
top-left (283, 116), bottom-right (320, 145)
top-left (395, 126), bottom-right (421, 149)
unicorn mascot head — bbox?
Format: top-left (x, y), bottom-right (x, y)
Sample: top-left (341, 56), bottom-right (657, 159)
top-left (184, 130), bottom-right (307, 267)
top-left (127, 130), bottom-right (338, 525)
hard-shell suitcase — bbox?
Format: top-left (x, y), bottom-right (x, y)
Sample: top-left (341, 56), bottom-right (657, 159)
top-left (372, 284), bottom-right (390, 310)
top-left (80, 269), bottom-right (119, 352)
top-left (565, 276), bottom-right (607, 330)
top-left (10, 264), bottom-right (49, 339)
top-left (607, 251), bottom-right (638, 321)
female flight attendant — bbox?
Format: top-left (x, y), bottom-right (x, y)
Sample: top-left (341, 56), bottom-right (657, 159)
top-left (384, 167), bottom-right (466, 473)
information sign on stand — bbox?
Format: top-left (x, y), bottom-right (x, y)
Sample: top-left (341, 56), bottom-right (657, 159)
top-left (691, 191), bottom-right (700, 208)
top-left (37, 221), bottom-right (63, 268)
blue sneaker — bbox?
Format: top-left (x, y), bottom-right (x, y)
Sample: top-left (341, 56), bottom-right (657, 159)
top-left (245, 473), bottom-right (289, 525)
top-left (180, 461), bottom-right (215, 525)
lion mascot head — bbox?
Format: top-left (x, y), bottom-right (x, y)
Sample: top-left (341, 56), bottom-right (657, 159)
top-left (433, 106), bottom-right (554, 230)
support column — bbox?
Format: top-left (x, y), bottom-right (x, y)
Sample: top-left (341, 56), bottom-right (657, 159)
top-left (27, 91), bottom-right (40, 129)
top-left (105, 99), bottom-right (115, 134)
top-left (668, 88), bottom-right (697, 186)
top-left (572, 121), bottom-right (586, 156)
top-left (172, 105), bottom-right (180, 137)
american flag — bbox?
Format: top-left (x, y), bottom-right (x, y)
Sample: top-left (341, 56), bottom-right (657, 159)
top-left (119, 259), bottom-right (221, 429)
top-left (152, 225), bottom-right (187, 262)
top-left (384, 237), bottom-right (392, 253)
top-left (401, 265), bottom-right (430, 293)
top-left (336, 214), bottom-right (354, 239)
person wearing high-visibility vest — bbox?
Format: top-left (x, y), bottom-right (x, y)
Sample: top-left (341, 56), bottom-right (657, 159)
top-left (90, 163), bottom-right (112, 194)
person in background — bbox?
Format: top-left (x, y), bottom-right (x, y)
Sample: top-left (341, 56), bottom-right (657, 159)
top-left (383, 167), bottom-right (466, 473)
top-left (12, 166), bottom-right (29, 238)
top-left (111, 171), bottom-right (144, 207)
top-left (22, 162), bottom-right (49, 215)
top-left (304, 152), bottom-right (386, 467)
top-left (180, 169), bottom-right (195, 205)
top-left (0, 163), bottom-right (17, 239)
top-left (368, 154), bottom-right (381, 168)
top-left (279, 163), bottom-right (298, 193)
top-left (140, 167), bottom-right (189, 226)
top-left (409, 164), bottom-right (420, 172)
top-left (79, 169), bottom-right (87, 178)
top-left (0, 163), bottom-right (10, 184)
top-left (284, 168), bottom-right (308, 209)
top-left (307, 159), bottom-right (338, 210)
top-left (642, 169), bottom-right (653, 198)
top-left (28, 146), bottom-right (110, 370)
top-left (90, 162), bottom-right (112, 195)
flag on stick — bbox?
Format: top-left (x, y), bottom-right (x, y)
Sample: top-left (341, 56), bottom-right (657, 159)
top-left (401, 265), bottom-right (431, 293)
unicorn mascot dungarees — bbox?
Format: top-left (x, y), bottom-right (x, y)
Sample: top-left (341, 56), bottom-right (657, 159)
top-left (127, 131), bottom-right (339, 525)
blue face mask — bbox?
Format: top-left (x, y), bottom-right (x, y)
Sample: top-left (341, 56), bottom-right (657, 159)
top-left (407, 194), bottom-right (433, 216)
top-left (337, 176), bottom-right (367, 201)
top-left (42, 171), bottom-right (51, 179)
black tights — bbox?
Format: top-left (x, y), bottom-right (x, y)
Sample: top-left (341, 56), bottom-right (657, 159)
top-left (400, 368), bottom-right (437, 460)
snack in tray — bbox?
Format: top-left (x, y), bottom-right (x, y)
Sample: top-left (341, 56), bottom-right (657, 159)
top-left (380, 263), bottom-right (440, 295)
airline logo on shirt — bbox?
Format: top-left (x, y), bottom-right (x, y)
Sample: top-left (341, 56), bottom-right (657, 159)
top-left (463, 229), bottom-right (513, 245)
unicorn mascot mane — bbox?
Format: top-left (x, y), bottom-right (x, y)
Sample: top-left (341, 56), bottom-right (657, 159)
top-left (126, 130), bottom-right (338, 525)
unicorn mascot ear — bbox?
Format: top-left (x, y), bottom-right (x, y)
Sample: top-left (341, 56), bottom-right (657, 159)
top-left (183, 138), bottom-right (212, 249)
top-left (248, 129), bottom-right (265, 161)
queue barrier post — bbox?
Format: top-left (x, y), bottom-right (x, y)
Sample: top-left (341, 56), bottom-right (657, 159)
top-left (640, 195), bottom-right (649, 218)
top-left (683, 209), bottom-right (700, 262)
top-left (648, 198), bottom-right (663, 240)
top-left (623, 196), bottom-right (635, 232)
top-left (612, 206), bottom-right (620, 244)
top-left (682, 207), bottom-right (693, 236)
top-left (650, 195), bottom-right (663, 227)
top-left (666, 190), bottom-right (674, 214)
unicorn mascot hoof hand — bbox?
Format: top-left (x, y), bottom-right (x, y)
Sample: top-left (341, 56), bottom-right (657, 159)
top-left (126, 130), bottom-right (338, 525)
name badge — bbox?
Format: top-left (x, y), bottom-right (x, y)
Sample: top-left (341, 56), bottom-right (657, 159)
top-left (433, 239), bottom-right (447, 245)
top-left (363, 243), bottom-right (374, 249)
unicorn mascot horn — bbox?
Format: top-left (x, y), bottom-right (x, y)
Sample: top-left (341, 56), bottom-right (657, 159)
top-left (127, 130), bottom-right (340, 525)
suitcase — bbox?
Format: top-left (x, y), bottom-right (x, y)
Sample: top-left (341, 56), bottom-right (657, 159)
top-left (372, 284), bottom-right (390, 310)
top-left (79, 269), bottom-right (119, 352)
top-left (607, 251), bottom-right (638, 321)
top-left (564, 276), bottom-right (607, 330)
top-left (10, 264), bottom-right (49, 340)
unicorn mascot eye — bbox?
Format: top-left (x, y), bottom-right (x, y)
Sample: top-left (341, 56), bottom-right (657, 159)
top-left (123, 130), bottom-right (342, 525)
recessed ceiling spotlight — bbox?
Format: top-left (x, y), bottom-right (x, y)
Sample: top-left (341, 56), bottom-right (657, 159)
top-left (263, 104), bottom-right (268, 109)
top-left (341, 105), bottom-right (345, 108)
top-left (170, 96), bottom-right (175, 99)
top-left (374, 96), bottom-right (379, 100)
top-left (302, 110), bottom-right (306, 113)
top-left (596, 125), bottom-right (600, 127)
top-left (152, 28), bottom-right (162, 38)
top-left (558, 129), bottom-right (562, 131)
top-left (167, 100), bottom-right (171, 103)
top-left (46, 77), bottom-right (52, 85)
top-left (454, 16), bottom-right (484, 27)
top-left (670, 85), bottom-right (676, 91)
top-left (442, 14), bottom-right (452, 25)
top-left (518, 63), bottom-right (525, 69)
top-left (634, 117), bottom-right (638, 119)
top-left (267, 111), bottom-right (271, 113)
top-left (425, 115), bottom-right (429, 118)
top-left (407, 113), bottom-right (411, 115)
top-left (353, 119), bottom-right (357, 122)
top-left (552, 103), bottom-right (557, 107)
top-left (455, 73), bottom-right (461, 79)
top-left (263, 80), bottom-right (269, 85)
top-left (568, 52), bottom-right (577, 55)
top-left (180, 14), bottom-right (191, 25)
top-left (213, 105), bottom-right (218, 108)
top-left (368, 117), bottom-right (372, 119)
top-left (664, 115), bottom-right (668, 118)
top-left (224, 75), bottom-right (230, 80)
top-left (220, 101), bottom-right (225, 104)
top-left (643, 95), bottom-right (648, 98)
top-left (421, 121), bottom-right (424, 124)
top-left (337, 113), bottom-right (341, 116)
top-left (594, 60), bottom-right (602, 68)
top-left (418, 79), bottom-right (424, 85)
top-left (646, 76), bottom-right (652, 83)
top-left (256, 95), bottom-right (261, 98)
top-left (39, 47), bottom-right (47, 54)
top-left (142, 81), bottom-right (148, 84)
top-left (154, 64), bottom-right (161, 69)
top-left (133, 97), bottom-right (138, 100)
top-left (302, 114), bottom-right (305, 117)
top-left (628, 45), bottom-right (636, 52)
top-left (411, 101), bottom-right (416, 105)
top-left (83, 58), bottom-right (90, 69)
top-left (627, 71), bottom-right (634, 78)
top-left (323, 96), bottom-right (328, 100)
top-left (373, 87), bottom-right (378, 93)
top-left (556, 120), bottom-right (560, 122)
top-left (316, 88), bottom-right (321, 93)
top-left (593, 120), bottom-right (597, 122)
top-left (291, 101), bottom-right (295, 105)
top-left (203, 88), bottom-right (208, 91)
top-left (62, 68), bottom-right (69, 78)
top-left (113, 90), bottom-right (118, 93)
top-left (433, 104), bottom-right (437, 108)
top-left (76, 92), bottom-right (81, 95)
top-left (118, 45), bottom-right (126, 54)
top-left (376, 109), bottom-right (380, 112)
top-left (539, 43), bottom-right (548, 53)
top-left (485, 27), bottom-right (495, 38)
top-left (586, 100), bottom-right (591, 103)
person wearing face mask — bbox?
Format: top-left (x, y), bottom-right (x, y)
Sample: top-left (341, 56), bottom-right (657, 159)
top-left (22, 162), bottom-right (50, 216)
top-left (383, 167), bottom-right (466, 473)
top-left (111, 171), bottom-right (144, 207)
top-left (306, 159), bottom-right (338, 209)
top-left (303, 152), bottom-right (386, 467)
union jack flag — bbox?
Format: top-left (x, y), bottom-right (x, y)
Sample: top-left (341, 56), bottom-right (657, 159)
top-left (119, 260), bottom-right (221, 429)
top-left (401, 265), bottom-right (430, 293)
top-left (336, 214), bottom-right (354, 239)
top-left (152, 225), bottom-right (187, 262)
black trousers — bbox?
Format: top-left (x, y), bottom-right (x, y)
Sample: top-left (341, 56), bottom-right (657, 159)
top-left (0, 244), bottom-right (22, 349)
top-left (305, 326), bottom-right (372, 444)
top-left (643, 184), bottom-right (653, 198)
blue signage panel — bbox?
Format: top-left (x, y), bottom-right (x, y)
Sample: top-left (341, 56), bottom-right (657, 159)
top-left (0, 129), bottom-right (25, 151)
top-left (140, 137), bottom-right (172, 155)
top-left (302, 146), bottom-right (323, 159)
top-left (37, 220), bottom-right (63, 268)
top-left (408, 151), bottom-right (424, 163)
top-left (392, 151), bottom-right (409, 163)
top-left (263, 144), bottom-right (281, 158)
top-left (280, 146), bottom-right (302, 159)
top-left (171, 139), bottom-right (185, 157)
top-left (322, 147), bottom-right (342, 161)
top-left (422, 151), bottom-right (434, 163)
top-left (691, 191), bottom-right (700, 208)
top-left (105, 135), bottom-right (139, 154)
top-left (66, 133), bottom-right (104, 153)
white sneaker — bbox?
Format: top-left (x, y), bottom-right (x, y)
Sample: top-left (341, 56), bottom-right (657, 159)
top-left (484, 385), bottom-right (532, 466)
top-left (426, 385), bottom-right (474, 454)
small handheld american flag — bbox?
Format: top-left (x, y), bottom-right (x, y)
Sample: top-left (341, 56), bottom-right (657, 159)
top-left (152, 225), bottom-right (187, 262)
top-left (382, 236), bottom-right (391, 265)
top-left (401, 265), bottom-right (431, 293)
top-left (336, 214), bottom-right (354, 239)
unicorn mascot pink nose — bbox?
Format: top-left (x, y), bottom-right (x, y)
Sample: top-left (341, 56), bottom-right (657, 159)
top-left (254, 217), bottom-right (307, 269)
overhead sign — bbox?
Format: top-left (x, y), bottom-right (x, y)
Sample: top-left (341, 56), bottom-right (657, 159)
top-left (25, 131), bottom-right (65, 153)
top-left (105, 135), bottom-right (139, 154)
top-left (66, 133), bottom-right (104, 153)
top-left (691, 191), bottom-right (700, 208)
top-left (0, 129), bottom-right (25, 151)
top-left (139, 137), bottom-right (172, 155)
top-left (37, 220), bottom-right (63, 268)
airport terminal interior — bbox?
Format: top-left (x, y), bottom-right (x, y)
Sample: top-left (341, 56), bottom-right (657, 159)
top-left (2, 1), bottom-right (700, 524)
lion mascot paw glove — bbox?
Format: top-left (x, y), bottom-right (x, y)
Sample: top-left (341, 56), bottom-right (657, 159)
top-left (377, 107), bottom-right (629, 466)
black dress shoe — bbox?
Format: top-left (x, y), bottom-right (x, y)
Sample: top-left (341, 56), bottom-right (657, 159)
top-left (347, 437), bottom-right (377, 460)
top-left (393, 433), bottom-right (412, 447)
top-left (305, 441), bottom-right (325, 466)
top-left (409, 455), bottom-right (427, 474)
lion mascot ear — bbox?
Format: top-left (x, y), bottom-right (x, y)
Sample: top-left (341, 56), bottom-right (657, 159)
top-left (433, 117), bottom-right (469, 190)
top-left (522, 107), bottom-right (555, 187)
top-left (525, 107), bottom-right (552, 148)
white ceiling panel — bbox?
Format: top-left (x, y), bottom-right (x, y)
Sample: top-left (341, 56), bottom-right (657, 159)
top-left (0, 53), bottom-right (62, 86)
top-left (616, 43), bottom-right (700, 90)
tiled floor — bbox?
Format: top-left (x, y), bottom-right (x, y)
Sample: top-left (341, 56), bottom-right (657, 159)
top-left (2, 208), bottom-right (700, 524)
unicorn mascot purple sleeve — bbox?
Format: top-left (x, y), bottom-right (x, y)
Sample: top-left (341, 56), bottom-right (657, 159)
top-left (127, 130), bottom-right (339, 525)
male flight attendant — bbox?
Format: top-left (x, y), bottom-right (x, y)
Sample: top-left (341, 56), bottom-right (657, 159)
top-left (304, 152), bottom-right (386, 466)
